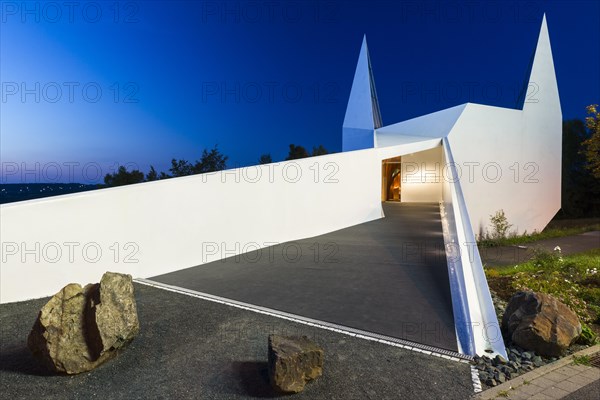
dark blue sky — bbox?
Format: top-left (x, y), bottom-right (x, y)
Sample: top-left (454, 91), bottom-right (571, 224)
top-left (1, 0), bottom-right (599, 183)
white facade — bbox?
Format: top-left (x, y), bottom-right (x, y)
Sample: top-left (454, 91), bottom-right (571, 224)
top-left (374, 15), bottom-right (561, 236)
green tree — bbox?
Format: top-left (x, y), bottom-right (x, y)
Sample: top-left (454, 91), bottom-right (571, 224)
top-left (193, 146), bottom-right (228, 173)
top-left (259, 153), bottom-right (272, 164)
top-left (311, 145), bottom-right (328, 156)
top-left (285, 144), bottom-right (309, 160)
top-left (169, 146), bottom-right (228, 177)
top-left (560, 118), bottom-right (600, 218)
top-left (169, 159), bottom-right (193, 177)
top-left (104, 166), bottom-right (145, 187)
top-left (146, 166), bottom-right (158, 181)
top-left (582, 104), bottom-right (600, 179)
top-left (562, 120), bottom-right (589, 217)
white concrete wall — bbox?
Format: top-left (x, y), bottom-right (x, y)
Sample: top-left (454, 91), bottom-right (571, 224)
top-left (0, 139), bottom-right (440, 303)
top-left (447, 103), bottom-right (561, 237)
top-left (440, 138), bottom-right (507, 358)
top-left (440, 143), bottom-right (472, 355)
top-left (400, 146), bottom-right (443, 203)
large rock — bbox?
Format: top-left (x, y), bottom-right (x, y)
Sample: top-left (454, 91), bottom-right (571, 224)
top-left (502, 291), bottom-right (581, 357)
top-left (27, 283), bottom-right (96, 374)
top-left (268, 335), bottom-right (324, 393)
top-left (86, 272), bottom-right (140, 360)
top-left (27, 272), bottom-right (139, 374)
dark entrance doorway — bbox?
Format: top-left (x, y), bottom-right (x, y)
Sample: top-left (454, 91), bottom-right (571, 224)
top-left (382, 156), bottom-right (402, 201)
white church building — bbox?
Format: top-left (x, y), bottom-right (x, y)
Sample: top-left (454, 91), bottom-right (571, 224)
top-left (1, 15), bottom-right (560, 359)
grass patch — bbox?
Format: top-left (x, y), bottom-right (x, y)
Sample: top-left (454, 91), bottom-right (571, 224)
top-left (478, 223), bottom-right (600, 247)
top-left (497, 389), bottom-right (510, 397)
top-left (572, 354), bottom-right (591, 366)
top-left (485, 249), bottom-right (600, 329)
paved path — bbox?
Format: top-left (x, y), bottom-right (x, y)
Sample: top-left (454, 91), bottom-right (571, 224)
top-left (480, 231), bottom-right (600, 267)
top-left (0, 283), bottom-right (475, 400)
top-left (152, 202), bottom-right (458, 351)
top-left (474, 345), bottom-right (600, 399)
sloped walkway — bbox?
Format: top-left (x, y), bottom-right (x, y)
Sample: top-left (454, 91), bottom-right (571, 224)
top-left (151, 202), bottom-right (459, 352)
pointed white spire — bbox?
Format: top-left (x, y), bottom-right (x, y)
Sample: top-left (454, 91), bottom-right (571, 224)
top-left (522, 14), bottom-right (561, 117)
top-left (343, 35), bottom-right (383, 152)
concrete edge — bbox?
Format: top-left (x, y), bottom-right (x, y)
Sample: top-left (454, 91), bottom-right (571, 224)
top-left (472, 344), bottom-right (600, 399)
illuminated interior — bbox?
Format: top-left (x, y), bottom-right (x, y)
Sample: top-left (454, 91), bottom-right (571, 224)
top-left (381, 156), bottom-right (402, 201)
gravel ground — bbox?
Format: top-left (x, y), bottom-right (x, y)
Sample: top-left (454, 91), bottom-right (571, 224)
top-left (0, 283), bottom-right (474, 400)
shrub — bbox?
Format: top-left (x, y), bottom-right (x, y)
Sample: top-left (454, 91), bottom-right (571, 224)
top-left (530, 247), bottom-right (562, 269)
top-left (489, 209), bottom-right (513, 239)
top-left (486, 268), bottom-right (501, 278)
top-left (577, 324), bottom-right (598, 345)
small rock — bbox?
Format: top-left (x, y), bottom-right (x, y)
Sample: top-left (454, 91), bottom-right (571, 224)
top-left (532, 356), bottom-right (544, 367)
top-left (486, 366), bottom-right (498, 375)
top-left (485, 378), bottom-right (497, 387)
top-left (494, 371), bottom-right (506, 384)
top-left (500, 365), bottom-right (514, 374)
top-left (268, 335), bottom-right (323, 393)
top-left (493, 355), bottom-right (508, 366)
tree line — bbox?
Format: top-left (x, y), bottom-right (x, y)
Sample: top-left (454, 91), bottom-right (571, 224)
top-left (561, 104), bottom-right (600, 218)
top-left (104, 144), bottom-right (329, 187)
